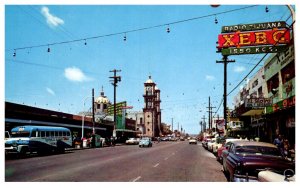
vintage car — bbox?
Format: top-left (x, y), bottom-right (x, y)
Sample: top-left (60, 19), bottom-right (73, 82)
top-left (139, 137), bottom-right (152, 147)
top-left (207, 138), bottom-right (216, 152)
top-left (125, 138), bottom-right (139, 145)
top-left (258, 169), bottom-right (295, 182)
top-left (217, 138), bottom-right (240, 162)
top-left (189, 137), bottom-right (197, 144)
top-left (223, 140), bottom-right (294, 182)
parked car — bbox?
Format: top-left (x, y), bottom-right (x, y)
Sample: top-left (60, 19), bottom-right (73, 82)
top-left (203, 138), bottom-right (212, 149)
top-left (207, 138), bottom-right (216, 152)
top-left (217, 138), bottom-right (240, 162)
top-left (258, 169), bottom-right (295, 182)
top-left (5, 131), bottom-right (11, 140)
top-left (139, 137), bottom-right (152, 147)
top-left (223, 140), bottom-right (295, 182)
top-left (189, 137), bottom-right (197, 144)
top-left (125, 138), bottom-right (139, 145)
top-left (212, 137), bottom-right (226, 155)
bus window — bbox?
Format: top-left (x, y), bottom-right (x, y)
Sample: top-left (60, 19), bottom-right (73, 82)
top-left (31, 131), bottom-right (37, 137)
top-left (51, 131), bottom-right (54, 137)
top-left (62, 131), bottom-right (66, 136)
top-left (41, 131), bottom-right (45, 137)
top-left (67, 132), bottom-right (70, 136)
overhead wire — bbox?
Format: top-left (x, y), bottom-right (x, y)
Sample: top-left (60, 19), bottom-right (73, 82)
top-left (7, 5), bottom-right (258, 52)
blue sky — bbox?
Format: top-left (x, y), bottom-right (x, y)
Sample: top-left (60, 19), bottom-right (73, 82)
top-left (4, 3), bottom-right (295, 134)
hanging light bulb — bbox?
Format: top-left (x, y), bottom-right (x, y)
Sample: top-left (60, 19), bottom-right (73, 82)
top-left (13, 49), bottom-right (16, 57)
top-left (47, 45), bottom-right (50, 52)
top-left (166, 25), bottom-right (170, 33)
top-left (215, 16), bottom-right (218, 24)
top-left (265, 6), bottom-right (269, 13)
top-left (84, 39), bottom-right (87, 45)
top-left (123, 33), bottom-right (127, 41)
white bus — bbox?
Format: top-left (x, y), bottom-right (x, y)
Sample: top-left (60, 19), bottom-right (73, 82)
top-left (5, 125), bottom-right (72, 156)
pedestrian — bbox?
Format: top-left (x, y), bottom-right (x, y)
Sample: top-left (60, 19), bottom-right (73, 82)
top-left (273, 134), bottom-right (283, 154)
top-left (283, 138), bottom-right (290, 158)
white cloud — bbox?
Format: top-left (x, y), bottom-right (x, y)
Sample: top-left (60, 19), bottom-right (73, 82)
top-left (41, 6), bottom-right (64, 28)
top-left (64, 67), bottom-right (92, 82)
top-left (234, 66), bottom-right (246, 73)
top-left (205, 75), bottom-right (215, 80)
top-left (46, 87), bottom-right (55, 96)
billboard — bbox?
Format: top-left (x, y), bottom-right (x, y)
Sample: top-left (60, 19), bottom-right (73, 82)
top-left (218, 29), bottom-right (290, 48)
top-left (217, 21), bottom-right (290, 55)
top-left (106, 101), bottom-right (127, 116)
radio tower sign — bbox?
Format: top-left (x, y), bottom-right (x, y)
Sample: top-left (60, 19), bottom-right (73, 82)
top-left (217, 21), bottom-right (291, 55)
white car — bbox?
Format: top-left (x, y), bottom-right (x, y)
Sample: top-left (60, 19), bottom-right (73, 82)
top-left (258, 169), bottom-right (295, 182)
top-left (189, 138), bottom-right (197, 144)
top-left (212, 141), bottom-right (223, 155)
top-left (207, 138), bottom-right (216, 151)
top-left (125, 138), bottom-right (139, 145)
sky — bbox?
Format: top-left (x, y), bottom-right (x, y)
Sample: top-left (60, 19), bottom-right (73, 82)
top-left (3, 1), bottom-right (297, 135)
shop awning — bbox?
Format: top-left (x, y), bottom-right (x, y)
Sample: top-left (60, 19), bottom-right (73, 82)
top-left (241, 109), bottom-right (264, 116)
top-left (115, 129), bottom-right (140, 133)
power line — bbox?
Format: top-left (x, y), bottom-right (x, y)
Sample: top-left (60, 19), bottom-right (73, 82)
top-left (8, 5), bottom-right (258, 52)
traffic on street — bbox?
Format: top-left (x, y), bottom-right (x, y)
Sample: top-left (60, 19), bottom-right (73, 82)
top-left (6, 140), bottom-right (227, 182)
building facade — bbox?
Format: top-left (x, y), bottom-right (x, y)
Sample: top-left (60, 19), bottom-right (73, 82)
top-left (231, 44), bottom-right (295, 145)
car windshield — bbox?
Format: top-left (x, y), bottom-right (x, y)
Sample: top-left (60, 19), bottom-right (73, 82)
top-left (235, 146), bottom-right (282, 156)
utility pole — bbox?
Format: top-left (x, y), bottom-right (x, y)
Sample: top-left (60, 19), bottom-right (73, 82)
top-left (201, 116), bottom-right (206, 132)
top-left (109, 69), bottom-right (121, 138)
top-left (216, 55), bottom-right (235, 130)
top-left (206, 96), bottom-right (216, 130)
top-left (92, 88), bottom-right (95, 134)
top-left (171, 118), bottom-right (173, 133)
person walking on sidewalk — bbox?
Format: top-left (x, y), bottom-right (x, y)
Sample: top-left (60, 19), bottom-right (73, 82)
top-left (273, 134), bottom-right (283, 155)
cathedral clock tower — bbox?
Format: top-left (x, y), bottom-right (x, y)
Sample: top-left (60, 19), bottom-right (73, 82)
top-left (143, 76), bottom-right (156, 137)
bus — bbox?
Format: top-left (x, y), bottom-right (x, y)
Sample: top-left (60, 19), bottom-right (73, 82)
top-left (5, 125), bottom-right (72, 156)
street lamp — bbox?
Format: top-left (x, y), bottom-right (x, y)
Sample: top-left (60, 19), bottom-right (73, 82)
top-left (82, 96), bottom-right (92, 139)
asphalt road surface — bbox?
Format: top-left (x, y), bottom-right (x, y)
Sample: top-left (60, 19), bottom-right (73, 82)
top-left (5, 141), bottom-right (227, 182)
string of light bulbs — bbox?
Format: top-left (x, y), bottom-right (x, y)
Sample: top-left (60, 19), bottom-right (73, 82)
top-left (9, 5), bottom-right (258, 56)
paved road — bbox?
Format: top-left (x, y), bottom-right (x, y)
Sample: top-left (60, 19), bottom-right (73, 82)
top-left (5, 141), bottom-right (227, 182)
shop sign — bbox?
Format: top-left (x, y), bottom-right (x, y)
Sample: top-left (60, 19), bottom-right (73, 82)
top-left (221, 21), bottom-right (286, 33)
top-left (245, 98), bottom-right (272, 108)
top-left (107, 101), bottom-right (127, 116)
top-left (216, 119), bottom-right (225, 133)
top-left (221, 45), bottom-right (287, 55)
top-left (267, 95), bottom-right (295, 113)
top-left (217, 29), bottom-right (290, 48)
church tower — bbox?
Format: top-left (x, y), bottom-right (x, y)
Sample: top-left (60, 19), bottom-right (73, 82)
top-left (143, 76), bottom-right (161, 137)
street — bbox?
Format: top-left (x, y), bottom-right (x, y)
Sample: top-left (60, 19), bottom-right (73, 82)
top-left (5, 141), bottom-right (227, 182)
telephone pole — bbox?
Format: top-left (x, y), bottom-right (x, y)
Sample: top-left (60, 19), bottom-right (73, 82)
top-left (201, 116), bottom-right (206, 132)
top-left (216, 55), bottom-right (235, 130)
top-left (109, 69), bottom-right (121, 138)
top-left (92, 88), bottom-right (95, 134)
top-left (206, 96), bottom-right (216, 130)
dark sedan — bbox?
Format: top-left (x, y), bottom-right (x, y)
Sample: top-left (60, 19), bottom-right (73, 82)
top-left (223, 140), bottom-right (295, 182)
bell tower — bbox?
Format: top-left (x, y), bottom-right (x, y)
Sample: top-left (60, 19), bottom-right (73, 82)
top-left (143, 76), bottom-right (156, 137)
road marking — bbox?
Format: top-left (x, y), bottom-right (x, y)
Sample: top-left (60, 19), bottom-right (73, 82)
top-left (172, 152), bottom-right (175, 155)
top-left (132, 176), bottom-right (141, 182)
top-left (153, 163), bottom-right (159, 167)
top-left (164, 157), bottom-right (169, 160)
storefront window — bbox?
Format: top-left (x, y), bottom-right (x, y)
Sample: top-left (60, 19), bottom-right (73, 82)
top-left (281, 60), bottom-right (295, 84)
top-left (267, 74), bottom-right (279, 93)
